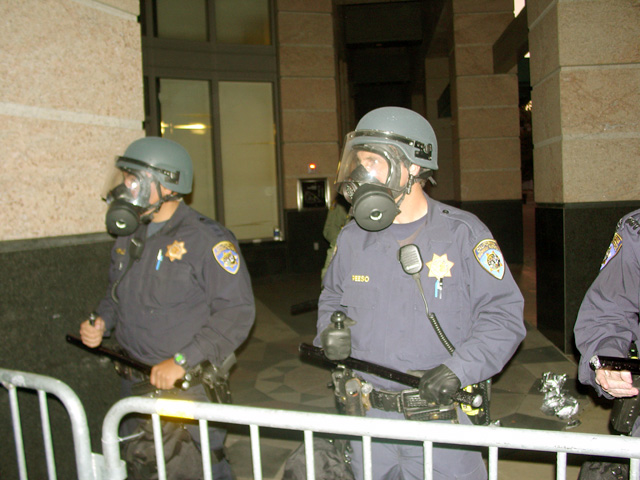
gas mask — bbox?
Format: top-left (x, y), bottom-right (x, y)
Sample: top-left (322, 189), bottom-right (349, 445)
top-left (336, 142), bottom-right (412, 232)
top-left (102, 167), bottom-right (161, 236)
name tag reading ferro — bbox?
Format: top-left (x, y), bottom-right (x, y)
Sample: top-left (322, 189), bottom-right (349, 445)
top-left (352, 275), bottom-right (369, 282)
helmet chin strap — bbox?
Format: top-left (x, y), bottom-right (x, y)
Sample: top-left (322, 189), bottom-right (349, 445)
top-left (140, 182), bottom-right (180, 224)
top-left (394, 173), bottom-right (416, 211)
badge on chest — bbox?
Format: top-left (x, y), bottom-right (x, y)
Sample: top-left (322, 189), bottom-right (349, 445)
top-left (426, 253), bottom-right (454, 299)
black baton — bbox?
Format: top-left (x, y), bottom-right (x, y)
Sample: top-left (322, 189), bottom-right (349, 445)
top-left (299, 343), bottom-right (482, 408)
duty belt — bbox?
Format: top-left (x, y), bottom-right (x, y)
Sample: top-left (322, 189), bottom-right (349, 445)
top-left (369, 388), bottom-right (458, 422)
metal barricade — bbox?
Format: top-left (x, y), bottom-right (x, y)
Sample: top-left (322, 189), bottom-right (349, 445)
top-left (0, 367), bottom-right (99, 480)
top-left (2, 367), bottom-right (638, 480)
top-left (102, 396), bottom-right (640, 480)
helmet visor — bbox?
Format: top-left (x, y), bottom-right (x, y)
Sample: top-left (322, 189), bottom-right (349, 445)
top-left (336, 138), bottom-right (409, 202)
top-left (101, 163), bottom-right (154, 209)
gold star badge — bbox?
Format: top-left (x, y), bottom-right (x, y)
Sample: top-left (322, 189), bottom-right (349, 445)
top-left (166, 240), bottom-right (187, 262)
top-left (426, 253), bottom-right (454, 279)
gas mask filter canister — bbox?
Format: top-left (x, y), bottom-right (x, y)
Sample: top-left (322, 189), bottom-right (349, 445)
top-left (103, 175), bottom-right (153, 236)
top-left (340, 162), bottom-right (401, 232)
top-left (350, 183), bottom-right (400, 232)
top-left (105, 198), bottom-right (148, 236)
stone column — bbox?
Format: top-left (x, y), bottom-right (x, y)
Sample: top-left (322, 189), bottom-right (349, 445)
top-left (277, 0), bottom-right (339, 210)
top-left (425, 57), bottom-right (455, 202)
top-left (450, 0), bottom-right (523, 263)
top-left (277, 0), bottom-right (339, 272)
top-left (528, 0), bottom-right (640, 352)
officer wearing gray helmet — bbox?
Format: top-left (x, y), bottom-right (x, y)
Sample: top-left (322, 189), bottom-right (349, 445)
top-left (314, 107), bottom-right (525, 480)
top-left (80, 137), bottom-right (255, 479)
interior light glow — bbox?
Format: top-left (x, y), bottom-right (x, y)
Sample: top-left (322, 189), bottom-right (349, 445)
top-left (174, 123), bottom-right (207, 130)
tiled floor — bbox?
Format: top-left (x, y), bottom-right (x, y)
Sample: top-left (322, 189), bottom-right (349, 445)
top-left (222, 236), bottom-right (615, 479)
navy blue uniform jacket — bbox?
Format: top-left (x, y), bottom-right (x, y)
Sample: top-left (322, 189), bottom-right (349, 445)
top-left (97, 201), bottom-right (255, 368)
top-left (315, 194), bottom-right (525, 391)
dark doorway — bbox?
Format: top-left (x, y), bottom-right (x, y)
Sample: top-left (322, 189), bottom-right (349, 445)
top-left (336, 1), bottom-right (444, 128)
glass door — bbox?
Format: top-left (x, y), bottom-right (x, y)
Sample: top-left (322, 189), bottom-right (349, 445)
top-left (218, 81), bottom-right (278, 239)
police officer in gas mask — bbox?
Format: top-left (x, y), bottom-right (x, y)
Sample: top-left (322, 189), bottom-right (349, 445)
top-left (102, 137), bottom-right (192, 236)
top-left (335, 108), bottom-right (436, 233)
top-left (314, 107), bottom-right (525, 480)
top-left (80, 137), bottom-right (255, 480)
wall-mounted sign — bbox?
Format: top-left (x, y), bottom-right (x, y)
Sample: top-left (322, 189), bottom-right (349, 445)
top-left (297, 178), bottom-right (329, 210)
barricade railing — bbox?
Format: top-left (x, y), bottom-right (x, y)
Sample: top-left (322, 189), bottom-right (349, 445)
top-left (2, 367), bottom-right (639, 480)
top-left (0, 367), bottom-right (98, 480)
top-left (102, 396), bottom-right (640, 480)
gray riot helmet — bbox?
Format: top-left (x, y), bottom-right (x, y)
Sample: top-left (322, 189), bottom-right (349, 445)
top-left (335, 107), bottom-right (438, 231)
top-left (102, 137), bottom-right (193, 236)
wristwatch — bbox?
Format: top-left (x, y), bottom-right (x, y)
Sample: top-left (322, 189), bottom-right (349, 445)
top-left (173, 352), bottom-right (188, 368)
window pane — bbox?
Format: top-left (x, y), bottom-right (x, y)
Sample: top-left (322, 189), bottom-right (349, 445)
top-left (219, 82), bottom-right (278, 240)
top-left (158, 79), bottom-right (216, 220)
top-left (156, 0), bottom-right (208, 41)
top-left (214, 0), bottom-right (271, 45)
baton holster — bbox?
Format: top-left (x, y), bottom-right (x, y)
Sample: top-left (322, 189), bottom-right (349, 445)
top-left (200, 356), bottom-right (235, 404)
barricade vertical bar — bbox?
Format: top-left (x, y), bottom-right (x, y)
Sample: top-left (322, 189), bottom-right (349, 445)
top-left (423, 440), bottom-right (433, 480)
top-left (631, 458), bottom-right (639, 480)
top-left (363, 435), bottom-right (372, 480)
top-left (102, 402), bottom-right (128, 480)
top-left (556, 451), bottom-right (567, 480)
top-left (250, 424), bottom-right (263, 480)
top-left (488, 446), bottom-right (498, 480)
top-left (152, 414), bottom-right (167, 480)
top-left (38, 390), bottom-right (57, 480)
top-left (1, 368), bottom-right (95, 480)
top-left (199, 419), bottom-right (213, 480)
top-left (304, 429), bottom-right (315, 480)
top-left (8, 384), bottom-right (28, 480)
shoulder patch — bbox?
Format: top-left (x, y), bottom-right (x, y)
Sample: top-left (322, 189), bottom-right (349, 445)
top-left (213, 241), bottom-right (240, 275)
top-left (473, 239), bottom-right (505, 280)
top-left (601, 232), bottom-right (622, 270)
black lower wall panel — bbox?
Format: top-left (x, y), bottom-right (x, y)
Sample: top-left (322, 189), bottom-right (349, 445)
top-left (536, 202), bottom-right (640, 354)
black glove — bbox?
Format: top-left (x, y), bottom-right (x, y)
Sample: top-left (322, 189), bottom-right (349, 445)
top-left (320, 312), bottom-right (353, 360)
top-left (418, 364), bottom-right (461, 405)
